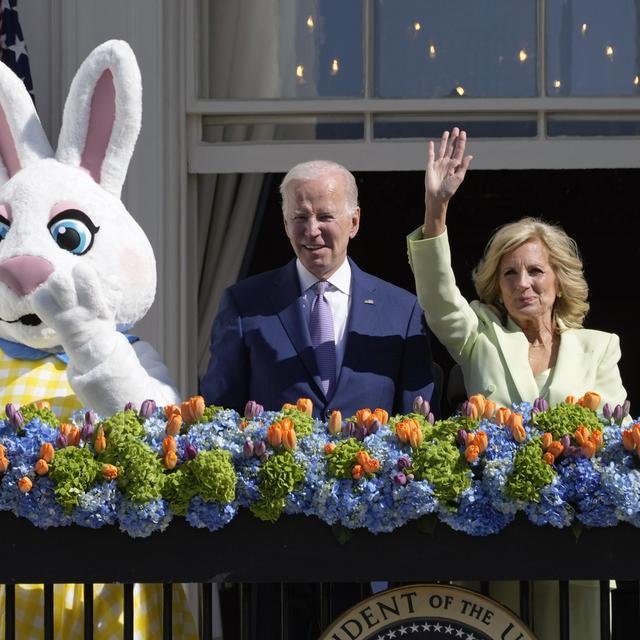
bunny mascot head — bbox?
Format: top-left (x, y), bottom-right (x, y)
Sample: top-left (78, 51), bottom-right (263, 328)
top-left (0, 40), bottom-right (179, 417)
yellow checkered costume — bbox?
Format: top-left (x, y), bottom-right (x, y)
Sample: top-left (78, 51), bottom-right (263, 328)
top-left (0, 346), bottom-right (198, 639)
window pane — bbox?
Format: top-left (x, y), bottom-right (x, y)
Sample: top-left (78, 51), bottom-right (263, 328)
top-left (374, 0), bottom-right (538, 98)
top-left (546, 0), bottom-right (640, 96)
top-left (198, 0), bottom-right (364, 98)
top-left (373, 115), bottom-right (537, 139)
top-left (202, 116), bottom-right (365, 142)
top-left (547, 115), bottom-right (640, 136)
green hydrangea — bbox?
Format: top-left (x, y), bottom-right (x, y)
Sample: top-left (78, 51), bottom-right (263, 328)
top-left (533, 403), bottom-right (601, 440)
top-left (162, 449), bottom-right (236, 515)
top-left (250, 450), bottom-right (304, 522)
top-left (195, 405), bottom-right (224, 425)
top-left (389, 413), bottom-right (427, 430)
top-left (20, 403), bottom-right (60, 429)
top-left (49, 446), bottom-right (101, 512)
top-left (427, 416), bottom-right (476, 441)
top-left (96, 410), bottom-right (164, 503)
top-left (326, 438), bottom-right (364, 479)
top-left (281, 407), bottom-right (315, 436)
top-left (410, 440), bottom-right (470, 505)
top-left (505, 440), bottom-right (555, 502)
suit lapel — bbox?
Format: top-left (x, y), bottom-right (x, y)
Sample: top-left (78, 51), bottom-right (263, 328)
top-left (274, 261), bottom-right (325, 396)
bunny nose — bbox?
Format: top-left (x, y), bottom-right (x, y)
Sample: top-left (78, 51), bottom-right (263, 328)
top-left (0, 256), bottom-right (55, 295)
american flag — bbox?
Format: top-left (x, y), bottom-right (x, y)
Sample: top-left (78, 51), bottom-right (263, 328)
top-left (0, 0), bottom-right (33, 100)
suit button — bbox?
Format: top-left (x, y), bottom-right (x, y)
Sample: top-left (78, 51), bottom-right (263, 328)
top-left (486, 384), bottom-right (496, 394)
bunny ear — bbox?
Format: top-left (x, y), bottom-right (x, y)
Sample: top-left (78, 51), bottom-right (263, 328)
top-left (0, 61), bottom-right (53, 186)
top-left (56, 40), bottom-right (142, 197)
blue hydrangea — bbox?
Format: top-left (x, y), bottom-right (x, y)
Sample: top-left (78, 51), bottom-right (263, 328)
top-left (186, 496), bottom-right (238, 531)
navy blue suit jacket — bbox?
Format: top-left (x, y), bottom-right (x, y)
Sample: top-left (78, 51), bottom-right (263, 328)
top-left (200, 258), bottom-right (436, 419)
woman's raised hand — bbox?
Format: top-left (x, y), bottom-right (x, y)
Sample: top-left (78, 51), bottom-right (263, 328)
top-left (423, 127), bottom-right (473, 237)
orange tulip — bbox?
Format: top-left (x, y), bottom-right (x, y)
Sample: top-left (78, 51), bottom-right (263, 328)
top-left (495, 407), bottom-right (512, 425)
top-left (632, 425), bottom-right (640, 448)
top-left (511, 424), bottom-right (527, 443)
top-left (164, 404), bottom-right (180, 420)
top-left (622, 430), bottom-right (636, 451)
top-left (267, 424), bottom-right (283, 447)
top-left (296, 398), bottom-right (313, 416)
top-left (94, 427), bottom-right (106, 454)
top-left (482, 400), bottom-right (496, 419)
top-left (469, 394), bottom-right (486, 417)
top-left (507, 413), bottom-right (523, 431)
top-left (465, 444), bottom-right (480, 463)
top-left (39, 442), bottom-right (55, 463)
top-left (0, 457), bottom-right (9, 474)
top-left (165, 413), bottom-right (182, 437)
top-left (280, 418), bottom-right (294, 431)
top-left (34, 459), bottom-right (49, 476)
top-left (574, 425), bottom-right (589, 446)
top-left (543, 452), bottom-right (555, 465)
top-left (581, 441), bottom-right (596, 459)
top-left (582, 391), bottom-right (601, 411)
top-left (372, 408), bottom-right (389, 425)
top-left (34, 401), bottom-right (51, 410)
top-left (541, 433), bottom-right (553, 450)
top-left (355, 409), bottom-right (372, 427)
top-left (355, 450), bottom-right (371, 466)
top-left (351, 464), bottom-right (364, 480)
top-left (395, 420), bottom-right (410, 443)
top-left (591, 430), bottom-right (603, 451)
top-left (282, 428), bottom-right (297, 451)
top-left (328, 410), bottom-right (342, 435)
top-left (102, 464), bottom-right (119, 481)
top-left (18, 476), bottom-right (32, 492)
top-left (474, 431), bottom-right (489, 453)
top-left (181, 396), bottom-right (204, 423)
top-left (0, 444), bottom-right (5, 458)
top-left (162, 435), bottom-right (177, 453)
top-left (281, 403), bottom-right (296, 411)
top-left (364, 458), bottom-right (381, 474)
top-left (324, 443), bottom-right (336, 455)
top-left (408, 426), bottom-right (424, 449)
top-left (565, 395), bottom-right (577, 405)
top-left (547, 440), bottom-right (564, 458)
top-left (68, 426), bottom-right (81, 447)
top-left (163, 450), bottom-right (178, 469)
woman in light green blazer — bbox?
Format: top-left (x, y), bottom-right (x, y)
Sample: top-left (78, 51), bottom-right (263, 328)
top-left (408, 127), bottom-right (626, 410)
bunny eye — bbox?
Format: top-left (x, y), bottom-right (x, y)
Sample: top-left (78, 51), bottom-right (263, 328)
top-left (48, 209), bottom-right (99, 256)
top-left (0, 215), bottom-right (9, 242)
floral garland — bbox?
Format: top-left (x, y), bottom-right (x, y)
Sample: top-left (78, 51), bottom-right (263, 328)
top-left (0, 392), bottom-right (638, 538)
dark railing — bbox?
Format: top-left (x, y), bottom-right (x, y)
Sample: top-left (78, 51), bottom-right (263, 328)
top-left (1, 510), bottom-right (638, 639)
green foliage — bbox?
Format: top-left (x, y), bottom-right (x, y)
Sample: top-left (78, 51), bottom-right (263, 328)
top-left (281, 407), bottom-right (315, 436)
top-left (533, 403), bottom-right (601, 439)
top-left (250, 451), bottom-right (304, 522)
top-left (410, 439), bottom-right (470, 504)
top-left (97, 410), bottom-right (164, 502)
top-left (49, 447), bottom-right (100, 512)
top-left (326, 438), bottom-right (364, 479)
top-left (21, 404), bottom-right (60, 429)
top-left (505, 440), bottom-right (555, 502)
top-left (427, 416), bottom-right (477, 441)
top-left (163, 450), bottom-right (236, 516)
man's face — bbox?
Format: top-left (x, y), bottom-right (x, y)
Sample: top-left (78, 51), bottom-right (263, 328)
top-left (283, 174), bottom-right (360, 280)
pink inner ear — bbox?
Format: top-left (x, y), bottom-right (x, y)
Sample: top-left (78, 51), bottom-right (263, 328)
top-left (80, 68), bottom-right (116, 184)
top-left (0, 104), bottom-right (21, 178)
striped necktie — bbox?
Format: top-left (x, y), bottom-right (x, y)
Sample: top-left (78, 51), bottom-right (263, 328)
top-left (309, 280), bottom-right (336, 396)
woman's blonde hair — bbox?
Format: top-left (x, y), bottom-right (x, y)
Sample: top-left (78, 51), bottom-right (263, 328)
top-left (472, 217), bottom-right (589, 329)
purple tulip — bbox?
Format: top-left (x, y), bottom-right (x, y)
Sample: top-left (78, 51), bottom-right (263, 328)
top-left (368, 418), bottom-right (381, 435)
top-left (392, 472), bottom-right (408, 486)
top-left (397, 455), bottom-right (411, 470)
top-left (56, 433), bottom-right (68, 448)
top-left (243, 439), bottom-right (255, 459)
top-left (613, 404), bottom-right (624, 423)
top-left (124, 402), bottom-right (135, 412)
top-left (602, 403), bottom-right (612, 420)
top-left (412, 396), bottom-right (424, 414)
top-left (10, 410), bottom-right (24, 431)
top-left (456, 429), bottom-right (468, 446)
top-left (254, 441), bottom-right (267, 457)
top-left (185, 443), bottom-right (198, 460)
top-left (461, 401), bottom-right (474, 418)
top-left (244, 401), bottom-right (264, 419)
top-left (427, 412), bottom-right (435, 425)
top-left (354, 424), bottom-right (366, 441)
top-left (341, 422), bottom-right (354, 438)
top-left (81, 421), bottom-right (94, 442)
top-left (139, 399), bottom-right (157, 419)
top-left (560, 434), bottom-right (571, 450)
top-left (623, 400), bottom-right (631, 417)
top-left (5, 403), bottom-right (16, 421)
top-left (259, 452), bottom-right (270, 463)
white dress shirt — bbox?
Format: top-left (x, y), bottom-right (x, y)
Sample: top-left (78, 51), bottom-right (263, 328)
top-left (296, 258), bottom-right (352, 372)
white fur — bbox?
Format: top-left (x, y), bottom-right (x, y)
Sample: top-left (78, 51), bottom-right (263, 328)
top-left (0, 40), bottom-right (180, 414)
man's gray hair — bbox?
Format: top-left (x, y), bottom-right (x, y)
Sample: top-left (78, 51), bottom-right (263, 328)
top-left (279, 160), bottom-right (359, 216)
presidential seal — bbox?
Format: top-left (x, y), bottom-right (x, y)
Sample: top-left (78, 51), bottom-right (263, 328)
top-left (320, 584), bottom-right (536, 640)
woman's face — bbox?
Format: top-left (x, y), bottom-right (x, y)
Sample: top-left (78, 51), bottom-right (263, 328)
top-left (498, 239), bottom-right (559, 328)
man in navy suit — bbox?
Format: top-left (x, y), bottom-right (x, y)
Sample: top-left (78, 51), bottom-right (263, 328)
top-left (201, 160), bottom-right (436, 419)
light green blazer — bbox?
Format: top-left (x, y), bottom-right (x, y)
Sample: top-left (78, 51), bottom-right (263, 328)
top-left (408, 228), bottom-right (626, 409)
